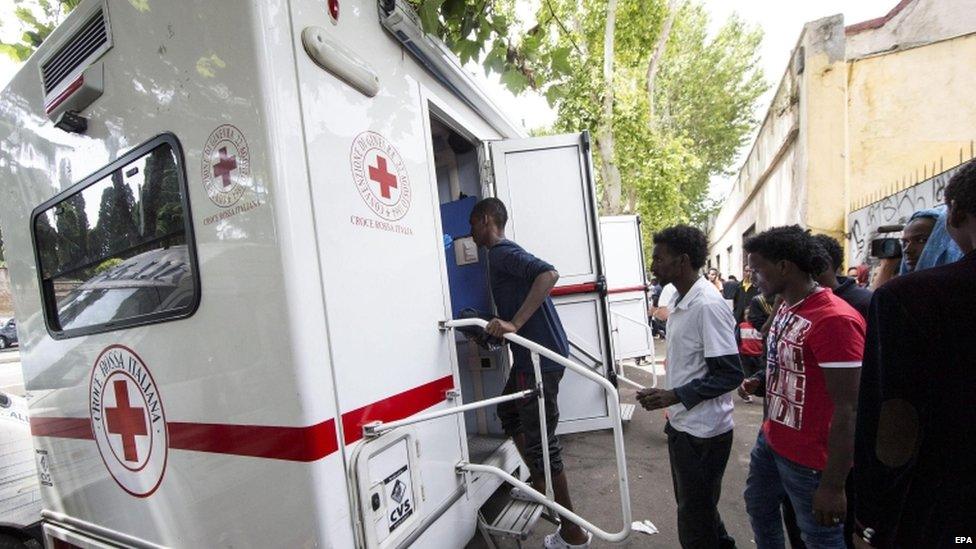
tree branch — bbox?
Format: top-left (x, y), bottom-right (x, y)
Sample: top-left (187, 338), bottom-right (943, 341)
top-left (646, 0), bottom-right (678, 129)
top-left (598, 0), bottom-right (623, 213)
top-left (545, 0), bottom-right (586, 58)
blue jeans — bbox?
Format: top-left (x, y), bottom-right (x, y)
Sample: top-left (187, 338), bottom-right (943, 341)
top-left (744, 433), bottom-right (846, 549)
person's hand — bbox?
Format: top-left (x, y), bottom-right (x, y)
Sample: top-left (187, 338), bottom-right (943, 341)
top-left (738, 377), bottom-right (760, 399)
top-left (871, 257), bottom-right (901, 290)
top-left (852, 534), bottom-right (873, 549)
top-left (636, 388), bottom-right (679, 410)
top-left (486, 318), bottom-right (518, 338)
top-left (812, 484), bottom-right (847, 527)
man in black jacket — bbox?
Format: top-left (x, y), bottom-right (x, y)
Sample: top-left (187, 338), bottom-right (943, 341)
top-left (853, 160), bottom-right (976, 548)
top-left (813, 234), bottom-right (873, 319)
top-left (732, 266), bottom-right (760, 322)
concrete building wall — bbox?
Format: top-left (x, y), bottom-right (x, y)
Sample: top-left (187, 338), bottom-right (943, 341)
top-left (708, 34), bottom-right (802, 277)
top-left (799, 16), bottom-right (849, 242)
top-left (708, 16), bottom-right (848, 275)
top-left (846, 0), bottom-right (976, 59)
top-left (847, 32), bottom-right (976, 207)
top-left (709, 0), bottom-right (976, 274)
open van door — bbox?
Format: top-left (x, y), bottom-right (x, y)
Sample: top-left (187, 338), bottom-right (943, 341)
top-left (601, 215), bottom-right (655, 364)
top-left (487, 132), bottom-right (616, 434)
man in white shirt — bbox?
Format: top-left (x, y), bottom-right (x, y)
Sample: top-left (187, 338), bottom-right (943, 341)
top-left (638, 225), bottom-right (744, 549)
top-left (649, 282), bottom-right (677, 338)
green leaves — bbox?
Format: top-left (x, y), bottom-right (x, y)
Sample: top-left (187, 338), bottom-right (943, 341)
top-left (550, 46), bottom-right (573, 75)
top-left (0, 0), bottom-right (79, 62)
top-left (500, 69), bottom-right (529, 93)
top-left (0, 43), bottom-right (33, 62)
top-left (455, 38), bottom-right (482, 65)
top-left (417, 0), bottom-right (446, 33)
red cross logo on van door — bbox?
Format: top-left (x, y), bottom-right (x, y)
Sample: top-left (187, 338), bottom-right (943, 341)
top-left (368, 156), bottom-right (398, 199)
top-left (105, 380), bottom-right (148, 462)
top-left (213, 147), bottom-right (238, 189)
top-left (350, 131), bottom-right (412, 221)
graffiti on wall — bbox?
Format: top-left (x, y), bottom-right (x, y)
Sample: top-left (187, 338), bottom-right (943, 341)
top-left (847, 165), bottom-right (963, 266)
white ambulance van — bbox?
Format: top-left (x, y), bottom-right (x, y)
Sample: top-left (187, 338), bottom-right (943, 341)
top-left (0, 0), bottom-right (638, 547)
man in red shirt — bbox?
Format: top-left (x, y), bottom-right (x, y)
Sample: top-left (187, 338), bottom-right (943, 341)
top-left (743, 226), bottom-right (866, 548)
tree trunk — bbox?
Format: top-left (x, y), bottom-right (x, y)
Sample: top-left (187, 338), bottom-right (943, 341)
top-left (598, 0), bottom-right (623, 214)
top-left (646, 0), bottom-right (678, 128)
top-left (624, 186), bottom-right (638, 213)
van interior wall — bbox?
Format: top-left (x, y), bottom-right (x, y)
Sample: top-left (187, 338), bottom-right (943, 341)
top-left (432, 121), bottom-right (509, 460)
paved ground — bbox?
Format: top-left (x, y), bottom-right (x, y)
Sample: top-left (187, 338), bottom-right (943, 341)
top-left (468, 340), bottom-right (765, 548)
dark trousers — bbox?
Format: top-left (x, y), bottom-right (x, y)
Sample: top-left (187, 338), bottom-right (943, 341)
top-left (665, 422), bottom-right (736, 549)
top-left (740, 354), bottom-right (763, 379)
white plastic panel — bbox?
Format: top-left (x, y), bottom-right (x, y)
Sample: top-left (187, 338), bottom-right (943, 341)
top-left (600, 216), bottom-right (647, 289)
top-left (491, 134), bottom-right (598, 284)
top-left (608, 298), bottom-right (654, 361)
top-left (554, 297), bottom-right (610, 427)
top-left (600, 216), bottom-right (653, 361)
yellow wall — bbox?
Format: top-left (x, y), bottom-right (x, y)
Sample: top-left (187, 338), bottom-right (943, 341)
top-left (847, 32), bottom-right (976, 207)
top-left (803, 49), bottom-right (849, 240)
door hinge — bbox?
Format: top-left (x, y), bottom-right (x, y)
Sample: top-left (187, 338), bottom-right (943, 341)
top-left (480, 143), bottom-right (495, 192)
top-left (596, 274), bottom-right (608, 297)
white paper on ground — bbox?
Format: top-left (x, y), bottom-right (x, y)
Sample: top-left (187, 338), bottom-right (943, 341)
top-left (631, 520), bottom-right (659, 535)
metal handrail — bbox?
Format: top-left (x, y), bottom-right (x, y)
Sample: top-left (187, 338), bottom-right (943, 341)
top-left (610, 308), bottom-right (656, 332)
top-left (363, 389), bottom-right (535, 437)
top-left (616, 374), bottom-right (646, 390)
top-left (441, 318), bottom-right (633, 543)
top-left (567, 335), bottom-right (650, 390)
top-left (609, 309), bottom-right (659, 388)
top-left (566, 336), bottom-right (602, 367)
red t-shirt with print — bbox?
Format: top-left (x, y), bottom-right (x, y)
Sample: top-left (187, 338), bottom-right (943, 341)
top-left (762, 288), bottom-right (866, 471)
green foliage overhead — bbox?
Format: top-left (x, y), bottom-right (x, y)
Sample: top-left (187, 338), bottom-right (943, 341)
top-left (0, 0), bottom-right (81, 62)
top-left (413, 0), bottom-right (767, 255)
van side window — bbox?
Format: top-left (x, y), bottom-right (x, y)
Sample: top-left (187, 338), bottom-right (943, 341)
top-left (32, 134), bottom-right (199, 337)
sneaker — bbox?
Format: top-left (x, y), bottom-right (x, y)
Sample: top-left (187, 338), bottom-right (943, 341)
top-left (740, 394), bottom-right (753, 403)
top-left (544, 529), bottom-right (592, 548)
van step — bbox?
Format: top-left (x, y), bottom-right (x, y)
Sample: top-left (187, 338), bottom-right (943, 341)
top-left (480, 496), bottom-right (546, 541)
top-left (620, 402), bottom-right (636, 422)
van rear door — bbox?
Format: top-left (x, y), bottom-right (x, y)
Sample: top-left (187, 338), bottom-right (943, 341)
top-left (600, 215), bottom-right (654, 363)
top-left (488, 132), bottom-right (616, 434)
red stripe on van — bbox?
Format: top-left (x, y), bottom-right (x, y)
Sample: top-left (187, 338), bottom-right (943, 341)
top-left (607, 285), bottom-right (648, 295)
top-left (30, 417), bottom-right (94, 440)
top-left (168, 419), bottom-right (338, 462)
top-left (44, 74), bottom-right (85, 115)
top-left (341, 375), bottom-right (455, 445)
top-left (550, 282), bottom-right (600, 296)
top-left (28, 374), bottom-right (455, 461)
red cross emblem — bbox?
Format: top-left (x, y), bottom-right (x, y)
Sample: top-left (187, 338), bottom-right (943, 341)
top-left (213, 146), bottom-right (238, 189)
top-left (105, 379), bottom-right (148, 463)
top-left (368, 156), bottom-right (398, 199)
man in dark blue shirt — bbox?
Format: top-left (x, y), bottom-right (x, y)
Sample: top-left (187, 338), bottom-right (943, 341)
top-left (469, 198), bottom-right (589, 548)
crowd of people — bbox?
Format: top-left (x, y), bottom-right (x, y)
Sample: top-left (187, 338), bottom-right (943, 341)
top-left (464, 161), bottom-right (974, 549)
top-left (637, 159), bottom-right (976, 548)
